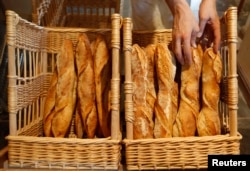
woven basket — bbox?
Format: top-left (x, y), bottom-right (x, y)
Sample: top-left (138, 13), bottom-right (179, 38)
top-left (31, 0), bottom-right (61, 26)
top-left (122, 7), bottom-right (242, 170)
top-left (32, 0), bottom-right (121, 28)
top-left (5, 10), bottom-right (122, 170)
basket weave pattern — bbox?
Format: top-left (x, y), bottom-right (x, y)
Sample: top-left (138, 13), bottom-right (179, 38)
top-left (124, 134), bottom-right (241, 170)
top-left (7, 135), bottom-right (121, 169)
top-left (32, 0), bottom-right (121, 28)
top-left (122, 7), bottom-right (241, 170)
top-left (6, 10), bottom-right (122, 170)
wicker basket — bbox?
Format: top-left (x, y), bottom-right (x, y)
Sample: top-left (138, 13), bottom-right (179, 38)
top-left (5, 10), bottom-right (122, 170)
top-left (32, 0), bottom-right (121, 28)
top-left (31, 0), bottom-right (61, 26)
top-left (122, 7), bottom-right (242, 170)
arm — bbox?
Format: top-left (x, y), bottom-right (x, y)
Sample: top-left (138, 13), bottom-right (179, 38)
top-left (165, 0), bottom-right (199, 65)
top-left (198, 0), bottom-right (221, 53)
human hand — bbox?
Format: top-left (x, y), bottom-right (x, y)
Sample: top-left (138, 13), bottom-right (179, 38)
top-left (171, 0), bottom-right (199, 65)
top-left (198, 0), bottom-right (221, 53)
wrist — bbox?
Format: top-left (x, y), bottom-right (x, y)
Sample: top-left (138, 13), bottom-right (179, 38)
top-left (200, 0), bottom-right (217, 8)
top-left (177, 0), bottom-right (190, 15)
top-left (165, 0), bottom-right (189, 15)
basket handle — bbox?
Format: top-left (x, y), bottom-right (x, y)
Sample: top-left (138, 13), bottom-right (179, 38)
top-left (111, 13), bottom-right (122, 140)
top-left (224, 7), bottom-right (238, 136)
top-left (123, 18), bottom-right (134, 140)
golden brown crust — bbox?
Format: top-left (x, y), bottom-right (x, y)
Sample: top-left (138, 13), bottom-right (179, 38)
top-left (92, 34), bottom-right (112, 138)
top-left (144, 44), bottom-right (157, 117)
top-left (171, 81), bottom-right (179, 124)
top-left (173, 45), bottom-right (203, 137)
top-left (75, 106), bottom-right (84, 138)
top-left (75, 33), bottom-right (97, 138)
top-left (132, 44), bottom-right (154, 139)
top-left (51, 39), bottom-right (77, 137)
top-left (197, 48), bottom-right (222, 136)
top-left (154, 43), bottom-right (176, 138)
top-left (43, 69), bottom-right (58, 137)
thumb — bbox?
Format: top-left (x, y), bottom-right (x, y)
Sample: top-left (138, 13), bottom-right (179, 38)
top-left (197, 19), bottom-right (207, 38)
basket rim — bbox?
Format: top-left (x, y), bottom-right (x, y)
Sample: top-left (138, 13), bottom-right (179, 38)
top-left (6, 135), bottom-right (122, 144)
top-left (123, 133), bottom-right (242, 144)
top-left (132, 28), bottom-right (172, 34)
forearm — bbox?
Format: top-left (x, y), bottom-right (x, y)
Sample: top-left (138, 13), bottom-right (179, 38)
top-left (200, 0), bottom-right (217, 9)
top-left (165, 0), bottom-right (189, 15)
top-left (201, 0), bottom-right (216, 4)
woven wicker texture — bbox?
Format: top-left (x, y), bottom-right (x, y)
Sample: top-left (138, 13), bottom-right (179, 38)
top-left (32, 0), bottom-right (121, 28)
top-left (7, 136), bottom-right (121, 169)
top-left (124, 134), bottom-right (241, 170)
top-left (123, 7), bottom-right (241, 170)
top-left (6, 10), bottom-right (122, 170)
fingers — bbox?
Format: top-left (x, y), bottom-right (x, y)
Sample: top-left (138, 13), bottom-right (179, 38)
top-left (173, 32), bottom-right (184, 65)
top-left (182, 35), bottom-right (192, 65)
top-left (212, 18), bottom-right (221, 53)
top-left (197, 18), bottom-right (208, 38)
top-left (198, 18), bottom-right (221, 54)
top-left (191, 31), bottom-right (197, 48)
top-left (173, 32), bottom-right (194, 65)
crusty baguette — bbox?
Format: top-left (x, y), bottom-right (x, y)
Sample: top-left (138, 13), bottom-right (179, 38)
top-left (144, 44), bottom-right (157, 117)
top-left (173, 45), bottom-right (203, 137)
top-left (75, 106), bottom-right (84, 138)
top-left (43, 68), bottom-right (58, 137)
top-left (197, 48), bottom-right (222, 136)
top-left (132, 44), bottom-right (154, 139)
top-left (172, 81), bottom-right (179, 124)
top-left (154, 43), bottom-right (176, 138)
top-left (92, 34), bottom-right (112, 138)
top-left (75, 33), bottom-right (97, 138)
top-left (51, 39), bottom-right (77, 137)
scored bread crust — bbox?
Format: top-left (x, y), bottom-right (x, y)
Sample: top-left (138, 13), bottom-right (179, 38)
top-left (154, 43), bottom-right (176, 138)
top-left (75, 106), bottom-right (84, 138)
top-left (144, 44), bottom-right (157, 119)
top-left (132, 44), bottom-right (154, 139)
top-left (173, 45), bottom-right (203, 137)
top-left (197, 48), bottom-right (222, 136)
top-left (92, 34), bottom-right (112, 138)
top-left (51, 39), bottom-right (77, 137)
top-left (75, 33), bottom-right (97, 138)
top-left (43, 68), bottom-right (58, 137)
top-left (172, 81), bottom-right (179, 125)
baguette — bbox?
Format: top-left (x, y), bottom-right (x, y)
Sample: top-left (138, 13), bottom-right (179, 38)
top-left (172, 81), bottom-right (179, 124)
top-left (173, 45), bottom-right (203, 137)
top-left (75, 107), bottom-right (84, 138)
top-left (197, 48), bottom-right (222, 136)
top-left (43, 68), bottom-right (58, 137)
top-left (92, 34), bottom-right (112, 138)
top-left (132, 44), bottom-right (154, 139)
top-left (51, 39), bottom-right (77, 137)
top-left (144, 44), bottom-right (157, 123)
top-left (154, 43), bottom-right (176, 138)
top-left (75, 33), bottom-right (97, 138)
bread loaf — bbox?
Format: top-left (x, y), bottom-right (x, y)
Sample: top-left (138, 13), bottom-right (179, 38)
top-left (172, 82), bottom-right (179, 124)
top-left (173, 45), bottom-right (203, 137)
top-left (132, 44), bottom-right (154, 139)
top-left (144, 44), bottom-right (157, 124)
top-left (154, 43), bottom-right (176, 138)
top-left (43, 69), bottom-right (58, 137)
top-left (51, 40), bottom-right (77, 137)
top-left (75, 33), bottom-right (97, 138)
top-left (92, 34), bottom-right (112, 138)
top-left (75, 107), bottom-right (84, 138)
top-left (197, 48), bottom-right (222, 136)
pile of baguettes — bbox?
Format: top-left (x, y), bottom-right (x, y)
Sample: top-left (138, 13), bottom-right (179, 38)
top-left (131, 43), bottom-right (222, 139)
top-left (43, 33), bottom-right (112, 138)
